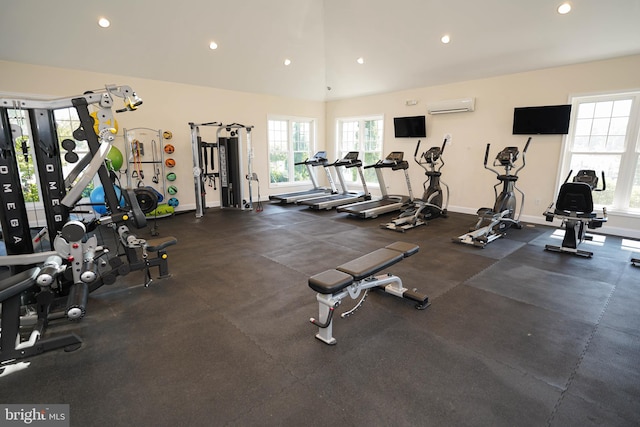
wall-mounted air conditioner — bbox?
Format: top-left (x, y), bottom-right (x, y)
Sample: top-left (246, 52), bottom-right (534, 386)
top-left (427, 97), bottom-right (475, 115)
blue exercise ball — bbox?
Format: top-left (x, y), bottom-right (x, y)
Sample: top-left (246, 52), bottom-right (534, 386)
top-left (90, 185), bottom-right (124, 214)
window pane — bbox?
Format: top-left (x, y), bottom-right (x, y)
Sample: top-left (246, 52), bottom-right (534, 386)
top-left (567, 93), bottom-right (639, 212)
top-left (268, 118), bottom-right (313, 185)
top-left (341, 121), bottom-right (358, 151)
top-left (292, 121), bottom-right (311, 182)
top-left (612, 99), bottom-right (632, 117)
top-left (577, 102), bottom-right (595, 119)
top-left (268, 120), bottom-right (288, 183)
top-left (8, 109), bottom-right (40, 202)
top-left (337, 117), bottom-right (383, 185)
top-left (591, 118), bottom-right (610, 136)
top-left (594, 101), bottom-right (613, 118)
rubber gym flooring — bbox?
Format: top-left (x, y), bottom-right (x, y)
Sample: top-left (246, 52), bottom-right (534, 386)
top-left (1, 204), bottom-right (639, 426)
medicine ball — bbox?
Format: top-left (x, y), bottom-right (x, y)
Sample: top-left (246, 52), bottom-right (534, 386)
top-left (166, 172), bottom-right (177, 181)
top-left (168, 197), bottom-right (179, 207)
top-left (167, 185), bottom-right (178, 195)
top-left (163, 130), bottom-right (173, 140)
top-left (164, 144), bottom-right (175, 154)
top-left (165, 158), bottom-right (175, 168)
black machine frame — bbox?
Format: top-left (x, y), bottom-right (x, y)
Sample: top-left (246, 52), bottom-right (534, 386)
top-left (0, 85), bottom-right (177, 371)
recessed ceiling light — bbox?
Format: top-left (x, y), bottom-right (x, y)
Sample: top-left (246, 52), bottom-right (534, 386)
top-left (356, 57), bottom-right (364, 65)
top-left (284, 58), bottom-right (291, 66)
top-left (98, 17), bottom-right (110, 28)
top-left (557, 2), bottom-right (571, 14)
top-left (209, 41), bottom-right (218, 50)
top-left (441, 34), bottom-right (451, 44)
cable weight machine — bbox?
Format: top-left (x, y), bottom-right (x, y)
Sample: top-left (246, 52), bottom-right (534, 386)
top-left (190, 121), bottom-right (259, 217)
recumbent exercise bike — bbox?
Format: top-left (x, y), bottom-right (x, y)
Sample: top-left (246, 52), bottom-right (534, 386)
top-left (543, 169), bottom-right (608, 258)
top-left (383, 135), bottom-right (450, 232)
top-left (454, 137), bottom-right (531, 247)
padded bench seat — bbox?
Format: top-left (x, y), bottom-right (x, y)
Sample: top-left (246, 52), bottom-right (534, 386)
top-left (308, 242), bottom-right (419, 294)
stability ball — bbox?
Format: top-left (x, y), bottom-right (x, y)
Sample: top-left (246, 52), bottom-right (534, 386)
top-left (90, 185), bottom-right (124, 214)
top-left (106, 146), bottom-right (124, 171)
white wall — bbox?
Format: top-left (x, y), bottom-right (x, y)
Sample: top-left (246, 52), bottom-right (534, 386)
top-left (2, 55), bottom-right (639, 238)
top-left (326, 55), bottom-right (640, 238)
top-left (0, 60), bottom-right (325, 213)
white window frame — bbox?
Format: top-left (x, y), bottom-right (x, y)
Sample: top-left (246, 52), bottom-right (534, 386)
top-left (558, 90), bottom-right (640, 216)
top-left (267, 115), bottom-right (316, 188)
top-left (5, 105), bottom-right (98, 209)
top-left (336, 115), bottom-right (384, 187)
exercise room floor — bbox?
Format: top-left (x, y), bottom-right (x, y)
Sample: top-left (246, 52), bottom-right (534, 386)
top-left (2, 204), bottom-right (639, 426)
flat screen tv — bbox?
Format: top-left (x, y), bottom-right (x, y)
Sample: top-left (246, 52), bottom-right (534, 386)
top-left (512, 105), bottom-right (571, 135)
top-left (394, 115), bottom-right (426, 138)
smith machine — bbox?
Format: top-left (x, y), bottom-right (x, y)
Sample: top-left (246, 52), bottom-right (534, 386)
top-left (0, 85), bottom-right (176, 374)
top-left (190, 121), bottom-right (260, 217)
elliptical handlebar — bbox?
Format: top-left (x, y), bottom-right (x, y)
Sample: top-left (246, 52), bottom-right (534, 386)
top-left (413, 135), bottom-right (449, 172)
top-left (483, 143), bottom-right (499, 177)
top-left (441, 134), bottom-right (450, 154)
top-left (514, 137), bottom-right (532, 176)
top-left (484, 137), bottom-right (531, 177)
top-left (597, 171), bottom-right (606, 192)
top-left (483, 143), bottom-right (491, 168)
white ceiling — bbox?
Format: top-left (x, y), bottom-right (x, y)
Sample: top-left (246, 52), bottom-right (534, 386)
top-left (1, 0), bottom-right (639, 101)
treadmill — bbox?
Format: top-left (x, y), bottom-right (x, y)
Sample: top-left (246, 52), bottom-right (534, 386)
top-left (299, 151), bottom-right (370, 210)
top-left (269, 151), bottom-right (337, 203)
top-left (337, 151), bottom-right (413, 218)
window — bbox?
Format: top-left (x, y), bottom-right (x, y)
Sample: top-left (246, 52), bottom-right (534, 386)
top-left (336, 116), bottom-right (384, 185)
top-left (7, 108), bottom-right (40, 202)
top-left (6, 106), bottom-right (95, 205)
top-left (560, 91), bottom-right (640, 214)
top-left (268, 117), bottom-right (315, 185)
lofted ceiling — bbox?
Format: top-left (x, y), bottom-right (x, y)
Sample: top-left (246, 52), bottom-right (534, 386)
top-left (1, 0), bottom-right (639, 101)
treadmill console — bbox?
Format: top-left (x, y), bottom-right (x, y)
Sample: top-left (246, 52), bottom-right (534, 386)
top-left (385, 152), bottom-right (404, 162)
top-left (379, 152), bottom-right (408, 170)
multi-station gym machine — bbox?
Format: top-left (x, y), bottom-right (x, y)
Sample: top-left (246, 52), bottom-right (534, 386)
top-left (0, 85), bottom-right (176, 375)
top-left (190, 121), bottom-right (260, 217)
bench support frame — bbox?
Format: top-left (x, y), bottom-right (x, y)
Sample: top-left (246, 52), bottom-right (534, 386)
top-left (311, 273), bottom-right (428, 345)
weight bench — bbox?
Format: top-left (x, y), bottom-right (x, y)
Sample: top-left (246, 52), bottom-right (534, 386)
top-left (308, 241), bottom-right (429, 345)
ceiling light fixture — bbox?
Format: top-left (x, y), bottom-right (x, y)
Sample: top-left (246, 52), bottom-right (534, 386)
top-left (441, 34), bottom-right (451, 44)
top-left (356, 57), bottom-right (364, 65)
top-left (98, 17), bottom-right (110, 28)
top-left (284, 59), bottom-right (291, 66)
top-left (209, 41), bottom-right (218, 50)
top-left (557, 2), bottom-right (572, 14)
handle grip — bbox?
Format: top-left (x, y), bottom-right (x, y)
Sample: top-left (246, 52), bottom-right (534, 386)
top-left (441, 135), bottom-right (450, 154)
top-left (483, 143), bottom-right (491, 167)
top-left (414, 140), bottom-right (421, 158)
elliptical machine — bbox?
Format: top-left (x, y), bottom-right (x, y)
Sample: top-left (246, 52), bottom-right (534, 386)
top-left (543, 169), bottom-right (608, 257)
top-left (454, 137), bottom-right (531, 247)
top-left (383, 135), bottom-right (450, 232)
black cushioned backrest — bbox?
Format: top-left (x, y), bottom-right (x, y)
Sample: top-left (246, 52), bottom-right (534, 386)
top-left (555, 182), bottom-right (594, 214)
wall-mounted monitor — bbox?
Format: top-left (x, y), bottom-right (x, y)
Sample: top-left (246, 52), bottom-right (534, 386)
top-left (512, 105), bottom-right (571, 135)
top-left (394, 115), bottom-right (426, 138)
